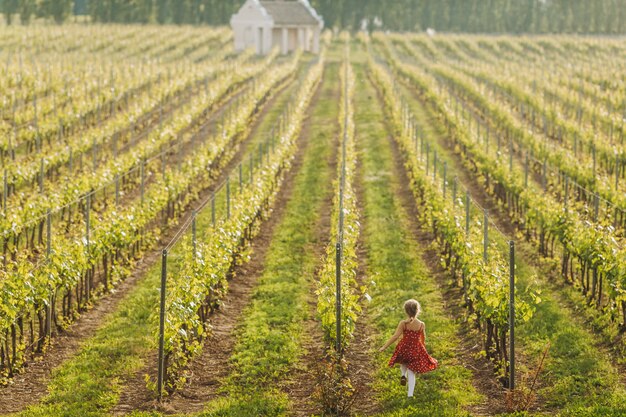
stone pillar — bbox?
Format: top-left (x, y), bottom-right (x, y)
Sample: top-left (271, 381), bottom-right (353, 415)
top-left (281, 27), bottom-right (288, 55)
top-left (303, 27), bottom-right (310, 52)
top-left (312, 27), bottom-right (320, 54)
top-left (263, 25), bottom-right (272, 54)
top-left (297, 28), bottom-right (304, 51)
top-left (257, 26), bottom-right (263, 55)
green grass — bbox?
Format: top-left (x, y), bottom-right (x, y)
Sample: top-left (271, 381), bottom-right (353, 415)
top-left (395, 64), bottom-right (626, 416)
top-left (11, 70), bottom-right (304, 417)
top-left (197, 62), bottom-right (340, 416)
top-left (352, 63), bottom-right (480, 417)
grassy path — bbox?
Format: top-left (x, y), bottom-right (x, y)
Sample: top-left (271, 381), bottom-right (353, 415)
top-left (352, 62), bottom-right (480, 417)
top-left (10, 67), bottom-right (301, 417)
top-left (394, 58), bottom-right (626, 416)
top-left (154, 63), bottom-right (318, 416)
top-left (193, 61), bottom-right (340, 417)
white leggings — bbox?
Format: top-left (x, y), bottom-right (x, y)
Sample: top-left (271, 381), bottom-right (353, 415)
top-left (400, 364), bottom-right (416, 397)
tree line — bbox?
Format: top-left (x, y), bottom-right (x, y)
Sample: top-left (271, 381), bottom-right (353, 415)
top-left (2, 0), bottom-right (625, 34)
top-left (1, 0), bottom-right (73, 24)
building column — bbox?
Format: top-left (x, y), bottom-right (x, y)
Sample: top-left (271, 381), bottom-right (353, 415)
top-left (263, 25), bottom-right (272, 54)
top-left (257, 26), bottom-right (263, 55)
top-left (312, 27), bottom-right (320, 54)
top-left (303, 27), bottom-right (311, 52)
top-left (281, 27), bottom-right (288, 55)
top-left (297, 28), bottom-right (304, 51)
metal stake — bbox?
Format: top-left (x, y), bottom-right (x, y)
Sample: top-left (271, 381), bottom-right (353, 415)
top-left (509, 241), bottom-right (515, 390)
top-left (157, 249), bottom-right (168, 400)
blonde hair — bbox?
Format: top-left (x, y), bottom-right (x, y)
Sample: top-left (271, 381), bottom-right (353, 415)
top-left (404, 299), bottom-right (421, 318)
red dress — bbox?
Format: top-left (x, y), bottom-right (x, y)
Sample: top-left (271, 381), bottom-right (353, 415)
top-left (388, 325), bottom-right (438, 374)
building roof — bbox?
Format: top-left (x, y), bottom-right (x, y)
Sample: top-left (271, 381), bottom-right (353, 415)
top-left (259, 1), bottom-right (321, 26)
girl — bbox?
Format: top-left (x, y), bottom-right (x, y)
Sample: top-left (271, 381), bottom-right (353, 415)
top-left (379, 299), bottom-right (438, 397)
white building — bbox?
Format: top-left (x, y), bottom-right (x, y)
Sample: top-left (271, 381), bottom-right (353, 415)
top-left (230, 0), bottom-right (323, 55)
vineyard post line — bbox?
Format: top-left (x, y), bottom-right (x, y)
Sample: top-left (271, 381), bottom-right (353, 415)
top-left (509, 240), bottom-right (515, 390)
top-left (140, 160), bottom-right (145, 206)
top-left (152, 87), bottom-right (294, 397)
top-left (3, 169), bottom-right (7, 212)
top-left (465, 191), bottom-right (470, 234)
top-left (226, 176), bottom-right (231, 219)
top-left (46, 209), bottom-right (52, 341)
top-left (192, 211), bottom-right (197, 259)
top-left (335, 242), bottom-right (342, 354)
top-left (483, 209), bottom-right (488, 262)
top-left (85, 193), bottom-right (91, 302)
top-left (157, 249), bottom-right (167, 400)
top-left (452, 176), bottom-right (457, 206)
top-left (443, 161), bottom-right (447, 200)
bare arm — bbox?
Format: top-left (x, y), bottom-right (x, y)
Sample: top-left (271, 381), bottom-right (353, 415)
top-left (379, 321), bottom-right (404, 352)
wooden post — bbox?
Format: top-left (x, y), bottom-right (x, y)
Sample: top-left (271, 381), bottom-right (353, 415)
top-left (192, 211), bottom-right (197, 259)
top-left (85, 194), bottom-right (91, 302)
top-left (616, 154), bottom-right (620, 191)
top-left (483, 209), bottom-right (489, 262)
top-left (92, 139), bottom-right (97, 172)
top-left (335, 242), bottom-right (342, 354)
top-left (524, 152), bottom-right (529, 187)
top-left (452, 177), bottom-right (457, 206)
top-left (157, 249), bottom-right (168, 401)
top-left (226, 176), bottom-right (230, 219)
top-left (211, 193), bottom-right (215, 226)
top-left (509, 241), bottom-right (515, 390)
top-left (564, 176), bottom-right (569, 213)
top-left (140, 160), bottom-right (145, 206)
top-left (2, 169), bottom-right (7, 212)
top-left (443, 162), bottom-right (447, 199)
top-left (115, 175), bottom-right (120, 206)
top-left (39, 159), bottom-right (44, 193)
top-left (239, 163), bottom-right (243, 194)
top-left (592, 144), bottom-right (596, 182)
top-left (465, 192), bottom-right (470, 234)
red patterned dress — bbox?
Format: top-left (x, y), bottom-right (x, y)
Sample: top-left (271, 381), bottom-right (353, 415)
top-left (388, 324), bottom-right (438, 374)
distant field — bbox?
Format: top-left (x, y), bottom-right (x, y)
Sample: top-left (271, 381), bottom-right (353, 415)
top-left (0, 25), bottom-right (625, 417)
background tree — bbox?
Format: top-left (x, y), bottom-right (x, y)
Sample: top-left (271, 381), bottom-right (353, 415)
top-left (4, 0), bottom-right (626, 34)
top-left (2, 0), bottom-right (19, 25)
top-left (40, 0), bottom-right (72, 23)
top-left (19, 0), bottom-right (35, 24)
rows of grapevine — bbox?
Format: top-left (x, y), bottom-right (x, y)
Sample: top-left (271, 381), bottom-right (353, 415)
top-left (1, 50), bottom-right (249, 214)
top-left (412, 39), bottom-right (626, 326)
top-left (1, 49), bottom-right (268, 259)
top-left (367, 46), bottom-right (537, 378)
top-left (316, 44), bottom-right (361, 351)
top-left (0, 28), bottom-right (229, 161)
top-left (441, 65), bottom-right (626, 223)
top-left (379, 36), bottom-right (626, 337)
top-left (154, 51), bottom-right (325, 393)
top-left (0, 27), bottom-right (294, 379)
